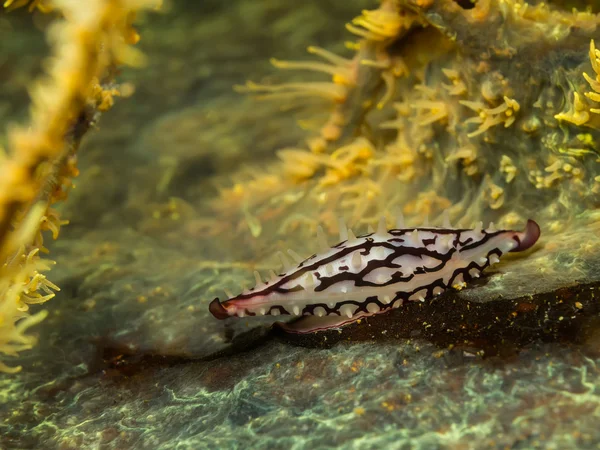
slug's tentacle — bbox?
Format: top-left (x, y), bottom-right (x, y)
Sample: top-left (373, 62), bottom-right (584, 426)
top-left (510, 219), bottom-right (541, 252)
top-left (209, 298), bottom-right (230, 320)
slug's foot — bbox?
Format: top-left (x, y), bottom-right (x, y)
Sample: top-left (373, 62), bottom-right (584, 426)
top-left (274, 311), bottom-right (374, 334)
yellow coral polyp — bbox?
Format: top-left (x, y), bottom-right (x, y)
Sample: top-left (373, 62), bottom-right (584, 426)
top-left (461, 96), bottom-right (520, 137)
top-left (445, 147), bottom-right (478, 176)
top-left (360, 56), bottom-right (407, 109)
top-left (235, 80), bottom-right (347, 104)
top-left (500, 155), bottom-right (517, 183)
top-left (277, 148), bottom-right (321, 180)
top-left (276, 137), bottom-right (377, 187)
top-left (555, 92), bottom-right (590, 126)
top-left (0, 310), bottom-right (48, 374)
top-left (442, 68), bottom-right (467, 96)
top-left (346, 4), bottom-right (416, 42)
top-left (269, 46), bottom-right (355, 87)
top-left (90, 79), bottom-right (124, 112)
top-left (483, 177), bottom-right (505, 209)
top-left (555, 40), bottom-right (600, 126)
top-left (234, 45), bottom-right (357, 109)
top-left (411, 100), bottom-right (449, 126)
top-left (316, 138), bottom-right (375, 187)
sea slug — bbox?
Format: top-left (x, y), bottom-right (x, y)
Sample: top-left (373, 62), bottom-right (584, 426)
top-left (209, 216), bottom-right (540, 334)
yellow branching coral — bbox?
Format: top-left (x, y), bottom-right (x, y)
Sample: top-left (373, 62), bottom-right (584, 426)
top-left (460, 96), bottom-right (520, 137)
top-left (0, 253), bottom-right (52, 373)
top-left (0, 203), bottom-right (54, 373)
top-left (344, 0), bottom-right (417, 112)
top-left (360, 54), bottom-right (408, 110)
top-left (0, 0), bottom-right (160, 372)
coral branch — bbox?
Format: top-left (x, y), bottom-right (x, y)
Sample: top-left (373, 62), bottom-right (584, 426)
top-left (0, 0), bottom-right (160, 372)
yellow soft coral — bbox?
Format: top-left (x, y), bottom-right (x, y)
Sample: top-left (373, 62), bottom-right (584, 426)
top-left (0, 0), bottom-right (160, 373)
top-left (235, 0), bottom-right (417, 156)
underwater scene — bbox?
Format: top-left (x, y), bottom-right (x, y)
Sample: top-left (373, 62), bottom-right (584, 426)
top-left (2, 0), bottom-right (600, 448)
